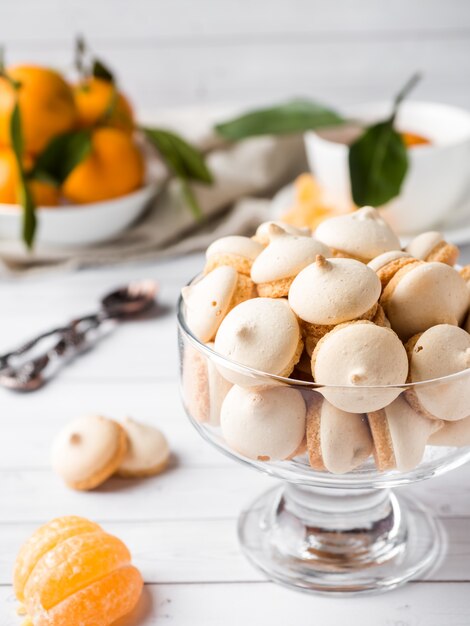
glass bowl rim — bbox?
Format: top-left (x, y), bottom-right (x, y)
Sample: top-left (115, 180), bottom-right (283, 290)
top-left (177, 287), bottom-right (470, 391)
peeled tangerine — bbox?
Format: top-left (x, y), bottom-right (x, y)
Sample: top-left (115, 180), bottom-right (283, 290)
top-left (14, 516), bottom-right (143, 626)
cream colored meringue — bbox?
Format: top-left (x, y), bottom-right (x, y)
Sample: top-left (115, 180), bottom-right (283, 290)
top-left (206, 235), bottom-right (263, 261)
top-left (288, 256), bottom-right (381, 325)
top-left (313, 322), bottom-right (408, 413)
top-left (51, 415), bottom-right (124, 485)
top-left (315, 206), bottom-right (401, 261)
top-left (320, 401), bottom-right (373, 474)
top-left (368, 250), bottom-right (412, 272)
top-left (206, 342), bottom-right (233, 426)
top-left (381, 395), bottom-right (441, 472)
top-left (221, 385), bottom-right (306, 461)
top-left (251, 226), bottom-right (331, 283)
top-left (255, 220), bottom-right (310, 242)
top-left (409, 324), bottom-right (470, 421)
top-left (182, 266), bottom-right (238, 343)
top-left (429, 415), bottom-right (470, 447)
top-left (214, 297), bottom-right (301, 377)
top-left (405, 231), bottom-right (443, 260)
top-left (119, 417), bottom-right (170, 475)
top-left (382, 262), bottom-right (469, 340)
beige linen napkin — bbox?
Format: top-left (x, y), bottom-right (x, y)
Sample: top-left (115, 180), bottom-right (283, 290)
top-left (0, 107), bottom-right (308, 276)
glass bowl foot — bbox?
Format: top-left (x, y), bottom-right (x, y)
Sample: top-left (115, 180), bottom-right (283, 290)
top-left (238, 484), bottom-right (443, 595)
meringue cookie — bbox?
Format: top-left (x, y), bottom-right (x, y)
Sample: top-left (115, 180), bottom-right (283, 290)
top-left (306, 397), bottom-right (373, 474)
top-left (220, 385), bottom-right (306, 461)
top-left (312, 321), bottom-right (409, 413)
top-left (368, 251), bottom-right (415, 288)
top-left (368, 395), bottom-right (442, 472)
top-left (429, 415), bottom-right (470, 447)
top-left (214, 297), bottom-right (302, 381)
top-left (253, 220), bottom-right (310, 245)
top-left (205, 235), bottom-right (263, 275)
top-left (118, 418), bottom-right (170, 477)
top-left (315, 206), bottom-right (401, 262)
top-left (51, 415), bottom-right (128, 491)
top-left (381, 261), bottom-right (469, 340)
top-left (406, 324), bottom-right (470, 421)
top-left (406, 231), bottom-right (459, 266)
top-left (182, 266), bottom-right (255, 343)
top-left (251, 225), bottom-right (331, 297)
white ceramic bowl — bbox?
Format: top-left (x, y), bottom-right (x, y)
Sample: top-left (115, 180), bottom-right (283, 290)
top-left (305, 101), bottom-right (470, 235)
top-left (0, 181), bottom-right (159, 247)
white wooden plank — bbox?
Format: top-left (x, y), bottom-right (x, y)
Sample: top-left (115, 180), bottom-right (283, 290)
top-left (2, 581), bottom-right (470, 626)
top-left (1, 38), bottom-right (470, 109)
top-left (0, 516), bottom-right (468, 586)
top-left (0, 380), bottom-right (228, 469)
top-left (0, 466), bottom-right (273, 522)
top-left (0, 463), bottom-right (470, 523)
top-left (0, 0), bottom-right (469, 44)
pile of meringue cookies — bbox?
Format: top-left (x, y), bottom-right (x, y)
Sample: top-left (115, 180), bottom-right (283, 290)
top-left (182, 207), bottom-right (470, 475)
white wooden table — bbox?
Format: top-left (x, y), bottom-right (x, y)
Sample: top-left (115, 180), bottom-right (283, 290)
top-left (1, 249), bottom-right (470, 625)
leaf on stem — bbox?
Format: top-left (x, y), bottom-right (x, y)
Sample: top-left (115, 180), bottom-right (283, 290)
top-left (32, 131), bottom-right (92, 186)
top-left (92, 59), bottom-right (115, 83)
top-left (348, 73), bottom-right (421, 207)
top-left (215, 100), bottom-right (344, 140)
top-left (10, 102), bottom-right (36, 248)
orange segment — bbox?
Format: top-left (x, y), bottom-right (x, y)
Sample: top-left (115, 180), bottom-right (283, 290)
top-left (33, 565), bottom-right (143, 626)
top-left (24, 531), bottom-right (131, 613)
top-left (14, 516), bottom-right (101, 601)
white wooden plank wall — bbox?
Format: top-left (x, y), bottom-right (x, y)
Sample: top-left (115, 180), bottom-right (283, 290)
top-left (0, 0), bottom-right (469, 111)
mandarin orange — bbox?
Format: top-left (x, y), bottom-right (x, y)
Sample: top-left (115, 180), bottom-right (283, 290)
top-left (0, 148), bottom-right (59, 207)
top-left (0, 65), bottom-right (77, 154)
top-left (62, 127), bottom-right (144, 204)
top-left (73, 77), bottom-right (134, 133)
top-left (14, 515), bottom-right (143, 626)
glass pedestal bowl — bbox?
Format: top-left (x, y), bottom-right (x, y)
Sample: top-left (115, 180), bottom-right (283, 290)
top-left (177, 297), bottom-right (470, 596)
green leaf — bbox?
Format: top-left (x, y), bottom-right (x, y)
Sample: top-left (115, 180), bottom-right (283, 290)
top-left (92, 58), bottom-right (115, 83)
top-left (32, 130), bottom-right (92, 186)
top-left (348, 120), bottom-right (408, 207)
top-left (10, 102), bottom-right (23, 160)
top-left (180, 178), bottom-right (203, 220)
top-left (10, 101), bottom-right (37, 248)
top-left (215, 100), bottom-right (344, 140)
top-left (19, 179), bottom-right (36, 249)
top-left (142, 127), bottom-right (213, 184)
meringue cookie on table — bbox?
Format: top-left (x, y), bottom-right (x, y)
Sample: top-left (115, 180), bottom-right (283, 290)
top-left (118, 417), bottom-right (170, 478)
top-left (314, 206), bottom-right (401, 263)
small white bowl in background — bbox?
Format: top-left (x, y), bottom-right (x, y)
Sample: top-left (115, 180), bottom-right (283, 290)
top-left (0, 181), bottom-right (159, 248)
top-left (304, 101), bottom-right (470, 235)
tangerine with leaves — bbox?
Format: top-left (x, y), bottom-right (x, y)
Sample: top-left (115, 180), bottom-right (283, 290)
top-left (14, 515), bottom-right (143, 626)
top-left (63, 127), bottom-right (144, 203)
top-left (0, 149), bottom-right (59, 206)
top-left (0, 65), bottom-right (77, 154)
top-left (73, 76), bottom-right (134, 133)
